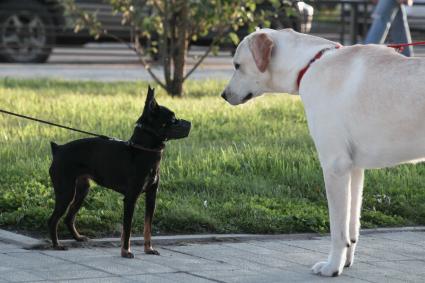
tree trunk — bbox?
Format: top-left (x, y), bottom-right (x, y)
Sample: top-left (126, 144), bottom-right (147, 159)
top-left (162, 0), bottom-right (172, 88)
top-left (168, 0), bottom-right (189, 97)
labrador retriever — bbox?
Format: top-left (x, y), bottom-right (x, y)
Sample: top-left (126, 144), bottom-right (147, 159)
top-left (222, 28), bottom-right (425, 276)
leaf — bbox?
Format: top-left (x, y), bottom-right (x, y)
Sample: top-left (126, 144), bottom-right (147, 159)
top-left (228, 32), bottom-right (240, 45)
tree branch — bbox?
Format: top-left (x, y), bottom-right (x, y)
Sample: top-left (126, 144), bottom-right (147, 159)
top-left (133, 34), bottom-right (167, 90)
top-left (107, 11), bottom-right (168, 91)
top-left (152, 0), bottom-right (164, 15)
top-left (105, 32), bottom-right (166, 90)
top-left (183, 26), bottom-right (229, 82)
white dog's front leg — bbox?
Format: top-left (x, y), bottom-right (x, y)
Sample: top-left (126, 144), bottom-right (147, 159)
top-left (312, 163), bottom-right (351, 277)
top-left (345, 168), bottom-right (364, 268)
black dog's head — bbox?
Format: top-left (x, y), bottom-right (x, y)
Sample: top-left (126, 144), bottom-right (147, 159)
top-left (135, 86), bottom-right (191, 141)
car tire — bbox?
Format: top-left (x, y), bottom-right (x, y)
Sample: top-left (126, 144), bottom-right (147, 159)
top-left (0, 0), bottom-right (55, 63)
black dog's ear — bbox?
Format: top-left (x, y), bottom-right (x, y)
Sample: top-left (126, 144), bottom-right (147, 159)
top-left (144, 85), bottom-right (158, 112)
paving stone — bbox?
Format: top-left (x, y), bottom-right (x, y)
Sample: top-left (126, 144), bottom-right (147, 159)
top-left (55, 276), bottom-right (136, 283)
top-left (354, 246), bottom-right (413, 262)
top-left (379, 232), bottom-right (425, 244)
top-left (0, 242), bottom-right (24, 253)
top-left (137, 248), bottom-right (234, 273)
top-left (249, 239), bottom-right (327, 254)
top-left (41, 248), bottom-right (115, 261)
top-left (79, 256), bottom-right (175, 275)
top-left (156, 271), bottom-right (218, 283)
top-left (125, 273), bottom-right (175, 283)
top-left (0, 266), bottom-right (13, 272)
top-left (0, 251), bottom-right (69, 269)
top-left (166, 244), bottom-right (281, 271)
top-left (272, 238), bottom-right (332, 254)
top-left (221, 241), bottom-right (307, 256)
top-left (0, 229), bottom-right (42, 246)
top-left (193, 268), bottom-right (368, 283)
top-left (366, 260), bottom-right (425, 275)
top-left (344, 261), bottom-right (420, 283)
top-left (193, 242), bottom-right (312, 269)
top-left (31, 265), bottom-right (112, 281)
top-left (0, 270), bottom-right (45, 282)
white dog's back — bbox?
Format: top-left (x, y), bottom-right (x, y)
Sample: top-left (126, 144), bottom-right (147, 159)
top-left (301, 44), bottom-right (425, 168)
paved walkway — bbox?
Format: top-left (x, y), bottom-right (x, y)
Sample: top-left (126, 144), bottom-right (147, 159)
top-left (0, 228), bottom-right (424, 282)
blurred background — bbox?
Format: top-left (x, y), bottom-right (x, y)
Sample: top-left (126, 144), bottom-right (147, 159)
top-left (0, 0), bottom-right (424, 82)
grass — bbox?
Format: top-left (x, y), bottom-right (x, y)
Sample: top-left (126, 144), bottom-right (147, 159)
top-left (1, 78), bottom-right (425, 238)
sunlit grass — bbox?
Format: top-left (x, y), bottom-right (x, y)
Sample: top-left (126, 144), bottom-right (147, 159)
top-left (1, 78), bottom-right (424, 238)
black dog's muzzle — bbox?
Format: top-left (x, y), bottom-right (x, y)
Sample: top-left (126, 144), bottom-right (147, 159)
top-left (136, 119), bottom-right (191, 141)
top-left (167, 119), bottom-right (191, 140)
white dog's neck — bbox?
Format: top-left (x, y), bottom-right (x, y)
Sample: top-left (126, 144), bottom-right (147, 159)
top-left (268, 30), bottom-right (340, 95)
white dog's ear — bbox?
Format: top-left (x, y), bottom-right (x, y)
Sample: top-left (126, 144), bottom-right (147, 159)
top-left (249, 33), bottom-right (274, 73)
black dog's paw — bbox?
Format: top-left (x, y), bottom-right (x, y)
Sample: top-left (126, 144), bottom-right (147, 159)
top-left (75, 235), bottom-right (90, 242)
top-left (53, 245), bottom-right (68, 251)
top-left (145, 248), bottom-right (160, 255)
top-left (121, 249), bottom-right (135, 259)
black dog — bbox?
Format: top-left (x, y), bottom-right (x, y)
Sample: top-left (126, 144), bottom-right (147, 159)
top-left (48, 86), bottom-right (191, 258)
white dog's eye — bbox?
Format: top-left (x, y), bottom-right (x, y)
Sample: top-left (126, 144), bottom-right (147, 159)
top-left (234, 63), bottom-right (240, 70)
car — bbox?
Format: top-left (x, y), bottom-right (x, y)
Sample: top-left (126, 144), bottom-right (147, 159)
top-left (0, 0), bottom-right (314, 63)
top-left (0, 0), bottom-right (129, 63)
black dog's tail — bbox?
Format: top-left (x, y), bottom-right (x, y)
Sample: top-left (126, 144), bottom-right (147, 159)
top-left (50, 142), bottom-right (59, 156)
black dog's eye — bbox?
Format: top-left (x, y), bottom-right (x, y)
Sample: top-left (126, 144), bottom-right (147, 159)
top-left (234, 63), bottom-right (240, 70)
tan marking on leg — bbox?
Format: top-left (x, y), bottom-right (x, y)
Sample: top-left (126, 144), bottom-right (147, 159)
top-left (120, 227), bottom-right (134, 258)
top-left (144, 216), bottom-right (159, 255)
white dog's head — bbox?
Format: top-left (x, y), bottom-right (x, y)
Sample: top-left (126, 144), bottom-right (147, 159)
top-left (221, 30), bottom-right (275, 105)
top-left (221, 28), bottom-right (307, 105)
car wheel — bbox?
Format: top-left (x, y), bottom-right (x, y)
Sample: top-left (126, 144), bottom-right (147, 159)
top-left (0, 0), bottom-right (55, 63)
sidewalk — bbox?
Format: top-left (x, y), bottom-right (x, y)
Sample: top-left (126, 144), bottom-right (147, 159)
top-left (0, 228), bottom-right (424, 283)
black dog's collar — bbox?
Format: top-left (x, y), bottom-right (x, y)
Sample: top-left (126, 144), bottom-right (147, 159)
top-left (108, 137), bottom-right (164, 153)
top-left (126, 140), bottom-right (164, 153)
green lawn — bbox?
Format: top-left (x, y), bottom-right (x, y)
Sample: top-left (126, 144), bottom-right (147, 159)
top-left (1, 78), bottom-right (425, 238)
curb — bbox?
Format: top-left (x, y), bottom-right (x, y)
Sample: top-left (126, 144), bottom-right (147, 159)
top-left (1, 226), bottom-right (424, 250)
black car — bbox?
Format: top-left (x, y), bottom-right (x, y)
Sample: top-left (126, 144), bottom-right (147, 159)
top-left (0, 0), bottom-right (313, 63)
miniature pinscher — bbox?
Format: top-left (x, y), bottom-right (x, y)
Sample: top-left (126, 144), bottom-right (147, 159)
top-left (48, 86), bottom-right (191, 258)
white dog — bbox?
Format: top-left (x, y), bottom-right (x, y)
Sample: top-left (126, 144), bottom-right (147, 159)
top-left (222, 28), bottom-right (425, 277)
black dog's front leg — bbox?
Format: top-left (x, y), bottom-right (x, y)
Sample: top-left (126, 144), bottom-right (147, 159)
top-left (144, 179), bottom-right (160, 255)
top-left (121, 195), bottom-right (138, 258)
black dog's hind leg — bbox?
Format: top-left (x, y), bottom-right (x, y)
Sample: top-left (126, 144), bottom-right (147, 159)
top-left (64, 176), bottom-right (90, 242)
top-left (144, 179), bottom-right (160, 255)
top-left (48, 177), bottom-right (76, 250)
top-left (121, 194), bottom-right (138, 258)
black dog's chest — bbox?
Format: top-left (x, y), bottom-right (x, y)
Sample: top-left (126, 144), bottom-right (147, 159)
top-left (66, 140), bottom-right (163, 195)
top-left (142, 167), bottom-right (159, 190)
top-left (96, 157), bottom-right (161, 195)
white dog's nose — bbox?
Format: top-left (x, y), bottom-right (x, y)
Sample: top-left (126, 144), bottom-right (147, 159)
top-left (221, 91), bottom-right (227, 101)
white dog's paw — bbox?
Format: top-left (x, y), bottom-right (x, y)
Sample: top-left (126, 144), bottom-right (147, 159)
top-left (312, 261), bottom-right (342, 277)
top-left (345, 248), bottom-right (354, 267)
top-left (345, 241), bottom-right (357, 267)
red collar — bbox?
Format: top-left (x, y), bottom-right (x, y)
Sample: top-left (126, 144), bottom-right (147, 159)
top-left (296, 44), bottom-right (342, 89)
